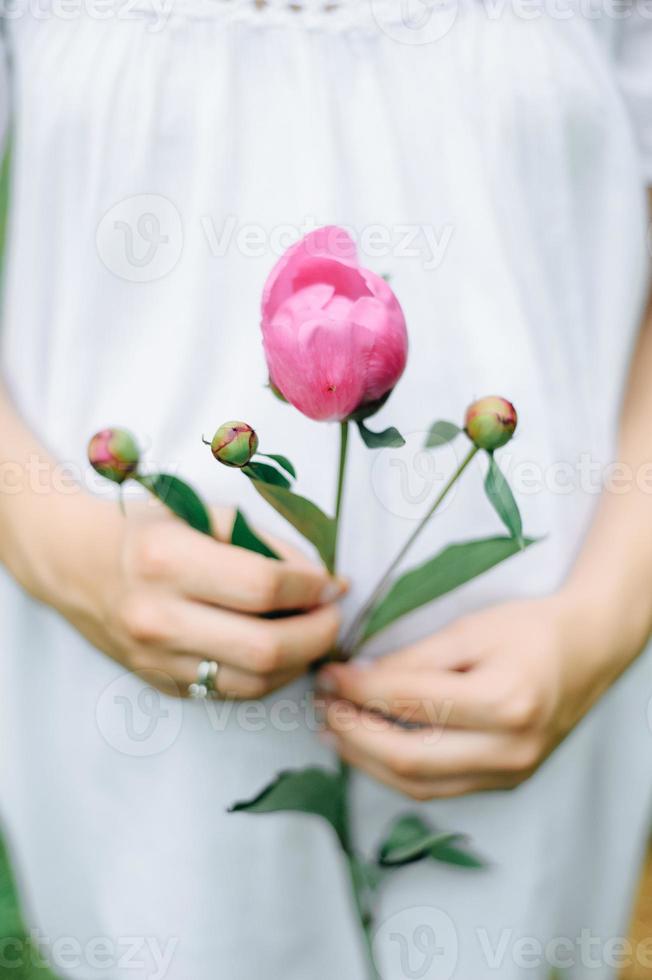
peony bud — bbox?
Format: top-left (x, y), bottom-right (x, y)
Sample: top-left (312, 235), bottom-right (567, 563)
top-left (261, 226), bottom-right (408, 422)
top-left (211, 421), bottom-right (259, 467)
top-left (464, 396), bottom-right (517, 452)
top-left (88, 428), bottom-right (140, 483)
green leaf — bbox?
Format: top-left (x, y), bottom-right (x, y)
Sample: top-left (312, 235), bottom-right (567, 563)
top-left (230, 767), bottom-right (347, 845)
top-left (244, 461), bottom-right (292, 490)
top-left (231, 509), bottom-right (280, 560)
top-left (248, 480), bottom-right (336, 570)
top-left (378, 815), bottom-right (485, 869)
top-left (485, 455), bottom-right (523, 543)
top-left (0, 835), bottom-right (26, 942)
top-left (425, 420), bottom-right (462, 448)
top-left (357, 420), bottom-right (405, 449)
top-left (363, 536), bottom-right (538, 641)
top-left (258, 453), bottom-right (297, 480)
top-left (427, 839), bottom-right (486, 869)
top-left (138, 474), bottom-right (213, 536)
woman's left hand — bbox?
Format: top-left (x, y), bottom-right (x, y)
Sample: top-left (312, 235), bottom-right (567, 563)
top-left (317, 593), bottom-right (623, 800)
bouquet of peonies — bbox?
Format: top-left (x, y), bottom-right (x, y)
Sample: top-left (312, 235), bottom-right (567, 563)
top-left (89, 226), bottom-right (534, 978)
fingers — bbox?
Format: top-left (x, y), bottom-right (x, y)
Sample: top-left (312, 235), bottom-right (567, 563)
top-left (318, 662), bottom-right (504, 731)
top-left (160, 653), bottom-right (302, 700)
top-left (121, 594), bottom-right (341, 674)
top-left (130, 521), bottom-right (346, 614)
top-left (322, 698), bottom-right (523, 781)
top-left (373, 622), bottom-right (480, 673)
top-left (321, 697), bottom-right (541, 798)
top-left (331, 734), bottom-right (513, 800)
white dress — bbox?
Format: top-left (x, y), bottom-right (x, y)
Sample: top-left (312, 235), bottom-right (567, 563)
top-left (1, 2), bottom-right (652, 978)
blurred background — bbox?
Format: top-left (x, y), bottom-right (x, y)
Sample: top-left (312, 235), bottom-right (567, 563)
top-left (1, 832), bottom-right (651, 979)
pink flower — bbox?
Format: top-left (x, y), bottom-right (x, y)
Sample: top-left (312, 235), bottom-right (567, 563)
top-left (261, 227), bottom-right (408, 422)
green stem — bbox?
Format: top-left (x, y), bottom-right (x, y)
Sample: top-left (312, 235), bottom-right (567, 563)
top-left (331, 422), bottom-right (351, 850)
top-left (346, 855), bottom-right (379, 979)
top-left (339, 445), bottom-right (479, 658)
top-left (329, 421), bottom-right (377, 978)
top-left (331, 421), bottom-right (349, 574)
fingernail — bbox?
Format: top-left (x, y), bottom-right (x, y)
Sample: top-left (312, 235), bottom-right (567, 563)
top-left (320, 577), bottom-right (349, 604)
top-left (315, 669), bottom-right (339, 695)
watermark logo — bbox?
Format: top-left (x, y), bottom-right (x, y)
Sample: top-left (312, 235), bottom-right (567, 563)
top-left (96, 194), bottom-right (184, 283)
top-left (373, 906), bottom-right (459, 979)
top-left (371, 431), bottom-right (461, 521)
top-left (96, 669), bottom-right (184, 757)
top-left (370, 0), bottom-right (459, 45)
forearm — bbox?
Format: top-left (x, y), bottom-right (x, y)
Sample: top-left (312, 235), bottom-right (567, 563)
top-left (0, 380), bottom-right (95, 605)
top-left (563, 237), bottom-right (652, 681)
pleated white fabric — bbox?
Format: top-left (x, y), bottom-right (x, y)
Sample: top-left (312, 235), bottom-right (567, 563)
top-left (1, 2), bottom-right (652, 978)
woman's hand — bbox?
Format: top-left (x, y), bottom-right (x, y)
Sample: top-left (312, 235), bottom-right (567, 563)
top-left (317, 234), bottom-right (652, 800)
top-left (36, 494), bottom-right (345, 700)
top-left (317, 592), bottom-right (633, 799)
top-left (0, 385), bottom-right (345, 700)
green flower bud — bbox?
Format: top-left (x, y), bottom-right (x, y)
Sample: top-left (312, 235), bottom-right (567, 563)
top-left (464, 396), bottom-right (517, 452)
top-left (88, 428), bottom-right (140, 484)
top-left (210, 421), bottom-right (259, 468)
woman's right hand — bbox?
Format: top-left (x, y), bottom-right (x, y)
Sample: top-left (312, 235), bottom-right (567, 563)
top-left (32, 494), bottom-right (346, 700)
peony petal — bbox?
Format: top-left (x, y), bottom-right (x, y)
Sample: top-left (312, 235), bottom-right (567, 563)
top-left (261, 226), bottom-right (361, 322)
top-left (281, 283), bottom-right (336, 316)
top-left (323, 293), bottom-right (355, 322)
top-left (264, 313), bottom-right (375, 421)
top-left (300, 226), bottom-right (358, 263)
top-left (349, 295), bottom-right (408, 404)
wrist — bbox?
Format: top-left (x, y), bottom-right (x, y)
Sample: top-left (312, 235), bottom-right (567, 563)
top-left (5, 486), bottom-right (120, 617)
top-left (553, 577), bottom-right (650, 691)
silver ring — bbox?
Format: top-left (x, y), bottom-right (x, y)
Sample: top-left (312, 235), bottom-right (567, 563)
top-left (188, 660), bottom-right (220, 700)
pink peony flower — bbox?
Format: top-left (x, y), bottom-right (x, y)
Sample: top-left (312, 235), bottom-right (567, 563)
top-left (261, 227), bottom-right (408, 422)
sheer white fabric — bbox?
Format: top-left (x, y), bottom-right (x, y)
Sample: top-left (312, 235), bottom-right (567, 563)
top-left (0, 4), bottom-right (652, 979)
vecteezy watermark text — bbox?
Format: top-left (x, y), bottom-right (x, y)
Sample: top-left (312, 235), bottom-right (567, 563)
top-left (0, 931), bottom-right (178, 980)
top-left (95, 197), bottom-right (456, 282)
top-left (374, 908), bottom-right (652, 978)
top-left (1, 0), bottom-right (174, 32)
top-left (200, 215), bottom-right (454, 271)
